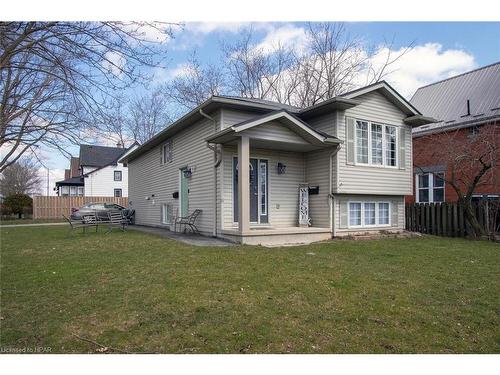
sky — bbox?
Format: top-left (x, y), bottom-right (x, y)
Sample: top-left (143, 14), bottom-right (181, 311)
top-left (32, 21), bottom-right (500, 195)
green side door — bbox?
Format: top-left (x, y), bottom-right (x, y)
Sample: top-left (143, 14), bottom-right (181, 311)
top-left (180, 168), bottom-right (189, 217)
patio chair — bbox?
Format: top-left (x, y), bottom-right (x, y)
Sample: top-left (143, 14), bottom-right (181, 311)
top-left (63, 213), bottom-right (98, 233)
top-left (106, 210), bottom-right (128, 233)
top-left (174, 209), bottom-right (202, 234)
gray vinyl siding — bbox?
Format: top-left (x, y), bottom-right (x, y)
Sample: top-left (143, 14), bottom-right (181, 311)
top-left (221, 146), bottom-right (306, 229)
top-left (221, 108), bottom-right (261, 129)
top-left (334, 194), bottom-right (405, 233)
top-left (338, 91), bottom-right (413, 195)
top-left (306, 112), bottom-right (337, 136)
top-left (305, 148), bottom-right (333, 228)
top-left (128, 116), bottom-right (219, 234)
top-left (243, 121), bottom-right (310, 145)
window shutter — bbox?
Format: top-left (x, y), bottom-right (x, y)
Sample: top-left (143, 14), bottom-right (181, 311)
top-left (391, 200), bottom-right (399, 227)
top-left (339, 200), bottom-right (348, 228)
top-left (160, 146), bottom-right (163, 165)
top-left (345, 117), bottom-right (355, 165)
top-left (399, 127), bottom-right (406, 170)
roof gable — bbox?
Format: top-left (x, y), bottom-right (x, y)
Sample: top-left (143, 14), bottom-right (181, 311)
top-left (341, 81), bottom-right (421, 116)
top-left (206, 110), bottom-right (341, 147)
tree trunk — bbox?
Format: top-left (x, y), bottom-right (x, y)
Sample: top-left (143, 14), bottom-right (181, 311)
top-left (461, 198), bottom-right (486, 239)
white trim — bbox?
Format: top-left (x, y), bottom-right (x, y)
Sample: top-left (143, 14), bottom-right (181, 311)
top-left (232, 111), bottom-right (327, 143)
top-left (161, 202), bottom-right (173, 225)
top-left (347, 201), bottom-right (392, 229)
top-left (353, 118), bottom-right (399, 169)
top-left (415, 172), bottom-right (445, 203)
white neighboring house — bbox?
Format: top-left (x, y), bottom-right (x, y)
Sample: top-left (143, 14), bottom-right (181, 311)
top-left (83, 145), bottom-right (138, 197)
top-left (55, 143), bottom-right (138, 197)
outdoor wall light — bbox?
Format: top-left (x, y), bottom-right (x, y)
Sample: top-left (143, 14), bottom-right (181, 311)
top-left (277, 162), bottom-right (286, 175)
top-left (183, 168), bottom-right (193, 178)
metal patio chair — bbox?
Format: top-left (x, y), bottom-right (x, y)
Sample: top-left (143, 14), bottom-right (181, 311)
top-left (63, 213), bottom-right (98, 233)
top-left (174, 209), bottom-right (202, 234)
top-left (106, 210), bottom-right (128, 233)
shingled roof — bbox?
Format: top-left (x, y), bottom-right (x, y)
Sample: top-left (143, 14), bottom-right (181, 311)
top-left (79, 145), bottom-right (127, 168)
top-left (410, 62), bottom-right (500, 136)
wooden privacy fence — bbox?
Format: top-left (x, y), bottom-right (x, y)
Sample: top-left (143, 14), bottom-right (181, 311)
top-left (33, 196), bottom-right (129, 219)
top-left (405, 201), bottom-right (499, 238)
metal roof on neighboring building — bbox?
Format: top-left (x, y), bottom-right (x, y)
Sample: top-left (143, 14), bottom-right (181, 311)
top-left (410, 62), bottom-right (500, 136)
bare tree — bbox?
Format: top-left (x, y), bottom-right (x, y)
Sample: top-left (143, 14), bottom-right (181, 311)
top-left (0, 158), bottom-right (42, 196)
top-left (415, 123), bottom-right (500, 238)
top-left (222, 29), bottom-right (295, 101)
top-left (220, 23), bottom-right (413, 107)
top-left (129, 88), bottom-right (171, 144)
top-left (286, 23), bottom-right (414, 107)
top-left (165, 51), bottom-right (225, 111)
top-left (0, 21), bottom-right (178, 172)
top-left (99, 94), bottom-right (131, 148)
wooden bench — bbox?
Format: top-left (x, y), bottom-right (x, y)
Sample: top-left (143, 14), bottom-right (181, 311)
top-left (63, 213), bottom-right (99, 233)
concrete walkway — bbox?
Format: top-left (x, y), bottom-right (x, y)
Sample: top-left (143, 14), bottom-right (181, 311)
top-left (128, 225), bottom-right (235, 247)
top-left (0, 222), bottom-right (67, 228)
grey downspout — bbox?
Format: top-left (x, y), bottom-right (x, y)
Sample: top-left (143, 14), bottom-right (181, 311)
top-left (200, 109), bottom-right (221, 237)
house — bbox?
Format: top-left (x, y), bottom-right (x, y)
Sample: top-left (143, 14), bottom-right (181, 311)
top-left (408, 62), bottom-right (500, 203)
top-left (55, 143), bottom-right (138, 197)
top-left (120, 81), bottom-right (433, 245)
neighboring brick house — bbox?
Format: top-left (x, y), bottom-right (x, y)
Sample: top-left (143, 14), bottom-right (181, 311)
top-left (407, 62), bottom-right (500, 204)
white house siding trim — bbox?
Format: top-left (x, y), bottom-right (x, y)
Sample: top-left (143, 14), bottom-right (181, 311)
top-left (84, 163), bottom-right (130, 197)
top-left (128, 116), bottom-right (218, 234)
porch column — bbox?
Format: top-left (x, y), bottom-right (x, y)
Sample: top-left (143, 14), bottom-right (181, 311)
top-left (237, 135), bottom-right (250, 233)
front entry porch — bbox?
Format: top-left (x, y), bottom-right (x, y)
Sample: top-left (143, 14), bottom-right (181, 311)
top-left (206, 110), bottom-right (342, 245)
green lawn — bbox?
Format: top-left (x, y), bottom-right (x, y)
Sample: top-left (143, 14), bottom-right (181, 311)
top-left (0, 218), bottom-right (65, 225)
top-left (0, 226), bottom-right (499, 354)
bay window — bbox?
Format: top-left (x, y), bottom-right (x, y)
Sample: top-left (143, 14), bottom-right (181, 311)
top-left (416, 172), bottom-right (445, 203)
top-left (349, 201), bottom-right (391, 227)
top-left (355, 120), bottom-right (398, 167)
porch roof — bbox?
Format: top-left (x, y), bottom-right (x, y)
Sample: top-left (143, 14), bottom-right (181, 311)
top-left (206, 110), bottom-right (342, 151)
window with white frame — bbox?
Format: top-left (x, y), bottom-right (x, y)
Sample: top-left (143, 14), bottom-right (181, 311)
top-left (77, 186), bottom-right (84, 196)
top-left (60, 186), bottom-right (69, 196)
top-left (114, 170), bottom-right (122, 181)
top-left (114, 188), bottom-right (122, 197)
top-left (349, 201), bottom-right (391, 228)
top-left (161, 203), bottom-right (173, 224)
top-left (162, 141), bottom-right (173, 164)
top-left (416, 172), bottom-right (445, 203)
top-left (355, 120), bottom-right (398, 167)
